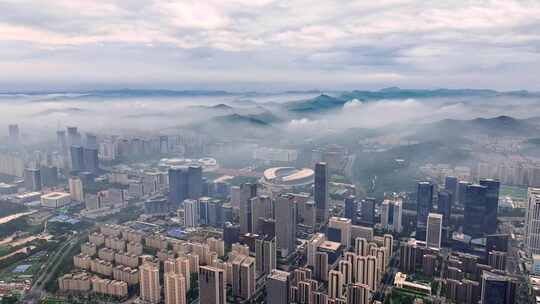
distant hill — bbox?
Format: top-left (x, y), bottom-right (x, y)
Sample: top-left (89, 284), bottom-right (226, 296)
top-left (283, 88), bottom-right (540, 114)
top-left (420, 115), bottom-right (538, 138)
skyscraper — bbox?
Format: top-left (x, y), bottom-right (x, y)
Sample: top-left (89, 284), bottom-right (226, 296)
top-left (360, 198), bottom-right (376, 226)
top-left (344, 195), bottom-right (357, 224)
top-left (427, 213), bottom-right (443, 249)
top-left (380, 198), bottom-right (402, 233)
top-left (239, 183), bottom-right (257, 234)
top-left (437, 190), bottom-right (452, 228)
top-left (457, 180), bottom-right (471, 205)
top-left (314, 162), bottom-right (328, 223)
top-left (266, 269), bottom-right (290, 304)
top-left (24, 168), bottom-right (41, 191)
top-left (188, 165), bottom-right (203, 199)
top-left (255, 236), bottom-right (276, 276)
top-left (464, 184), bottom-right (488, 238)
top-left (8, 124), bottom-right (19, 146)
top-left (329, 217), bottom-right (352, 249)
top-left (83, 147), bottom-right (99, 173)
top-left (70, 145), bottom-right (85, 172)
top-left (526, 188), bottom-right (540, 255)
top-left (480, 272), bottom-right (516, 304)
top-left (184, 199), bottom-right (199, 228)
top-left (169, 167), bottom-right (188, 209)
top-left (40, 165), bottom-right (58, 187)
top-left (339, 260), bottom-right (353, 285)
top-left (199, 266), bottom-right (226, 304)
top-left (164, 272), bottom-right (186, 304)
top-left (140, 263), bottom-right (160, 304)
top-left (444, 176), bottom-right (458, 205)
top-left (69, 176), bottom-right (84, 202)
top-left (416, 181), bottom-right (434, 238)
top-left (275, 194), bottom-right (297, 257)
top-left (365, 256), bottom-right (377, 291)
top-left (479, 179), bottom-right (500, 235)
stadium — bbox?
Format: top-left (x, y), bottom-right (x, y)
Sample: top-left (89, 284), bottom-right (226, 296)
top-left (260, 167), bottom-right (314, 190)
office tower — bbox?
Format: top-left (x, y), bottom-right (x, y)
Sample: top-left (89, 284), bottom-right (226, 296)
top-left (380, 198), bottom-right (402, 233)
top-left (347, 283), bottom-right (370, 304)
top-left (329, 217), bottom-right (352, 248)
top-left (315, 252), bottom-right (329, 281)
top-left (416, 182), bottom-right (434, 238)
top-left (480, 272), bottom-right (516, 304)
top-left (457, 180), bottom-right (471, 205)
top-left (365, 256), bottom-right (377, 291)
top-left (239, 183), bottom-right (257, 234)
top-left (251, 195), bottom-right (272, 234)
top-left (144, 196), bottom-right (169, 216)
top-left (480, 179), bottom-right (500, 235)
top-left (275, 194), bottom-right (297, 257)
top-left (314, 162), bottom-right (328, 223)
top-left (207, 199), bottom-right (223, 228)
top-left (184, 199), bottom-right (199, 228)
top-left (232, 256), bottom-right (256, 300)
top-left (355, 237), bottom-right (368, 257)
top-left (464, 184), bottom-right (488, 238)
top-left (140, 263), bottom-right (160, 304)
top-left (199, 266), bottom-right (226, 304)
top-left (70, 145), bottom-right (85, 171)
top-left (224, 222), bottom-right (240, 250)
top-left (85, 133), bottom-right (97, 149)
top-left (40, 166), bottom-right (58, 187)
top-left (164, 272), bottom-right (186, 304)
top-left (426, 213), bottom-right (443, 249)
top-left (360, 198), bottom-right (376, 226)
top-left (169, 167), bottom-right (188, 208)
top-left (188, 165), bottom-right (202, 199)
top-left (339, 260), bottom-right (353, 285)
top-left (8, 124), bottom-right (19, 146)
top-left (344, 195), bottom-right (357, 224)
top-left (437, 190), bottom-right (452, 227)
top-left (69, 177), bottom-right (84, 202)
top-left (267, 269), bottom-right (290, 304)
top-left (328, 270), bottom-right (344, 299)
top-left (486, 234), bottom-right (509, 253)
top-left (526, 188), bottom-right (540, 255)
top-left (255, 236), bottom-right (276, 275)
top-left (83, 148), bottom-right (99, 173)
top-left (67, 126), bottom-right (81, 146)
top-left (57, 130), bottom-right (67, 152)
top-left (198, 197), bottom-right (210, 225)
top-left (445, 176), bottom-right (458, 205)
top-left (307, 233), bottom-right (326, 267)
top-left (24, 168), bottom-right (41, 191)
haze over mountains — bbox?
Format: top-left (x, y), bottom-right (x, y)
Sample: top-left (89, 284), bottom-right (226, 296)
top-left (2, 87), bottom-right (540, 144)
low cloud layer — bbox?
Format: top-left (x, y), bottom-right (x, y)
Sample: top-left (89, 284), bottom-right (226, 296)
top-left (1, 1), bottom-right (540, 90)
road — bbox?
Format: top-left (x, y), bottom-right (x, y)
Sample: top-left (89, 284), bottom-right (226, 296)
top-left (23, 234), bottom-right (81, 304)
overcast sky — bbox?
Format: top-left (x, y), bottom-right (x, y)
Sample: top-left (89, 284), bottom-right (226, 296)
top-left (1, 0), bottom-right (540, 91)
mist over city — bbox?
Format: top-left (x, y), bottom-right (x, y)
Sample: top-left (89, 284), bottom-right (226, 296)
top-left (1, 1), bottom-right (540, 304)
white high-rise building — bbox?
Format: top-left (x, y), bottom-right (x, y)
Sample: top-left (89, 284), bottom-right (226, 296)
top-left (307, 233), bottom-right (326, 267)
top-left (329, 217), bottom-right (352, 249)
top-left (328, 270), bottom-right (344, 299)
top-left (69, 176), bottom-right (84, 202)
top-left (426, 213), bottom-right (443, 249)
top-left (526, 188), bottom-right (540, 255)
top-left (184, 199), bottom-right (199, 228)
